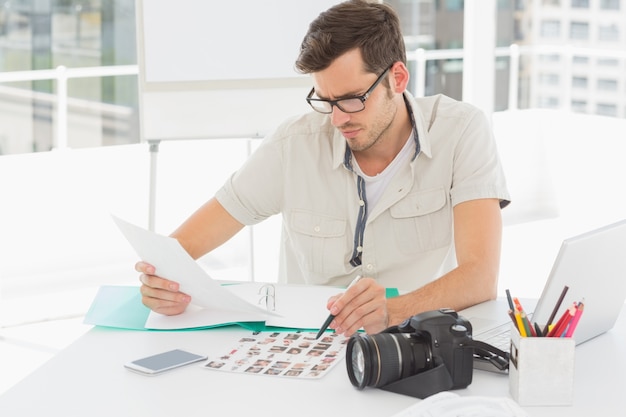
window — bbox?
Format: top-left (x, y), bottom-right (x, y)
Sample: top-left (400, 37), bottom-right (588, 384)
top-left (541, 20), bottom-right (561, 38)
top-left (572, 76), bottom-right (588, 88)
top-left (514, 18), bottom-right (526, 41)
top-left (570, 21), bottom-right (590, 40)
top-left (572, 55), bottom-right (589, 65)
top-left (571, 100), bottom-right (587, 112)
top-left (446, 0), bottom-right (464, 10)
top-left (539, 54), bottom-right (561, 63)
top-left (597, 58), bottom-right (620, 66)
top-left (597, 78), bottom-right (618, 91)
top-left (598, 24), bottom-right (620, 41)
top-left (571, 0), bottom-right (589, 7)
top-left (497, 0), bottom-right (512, 9)
top-left (539, 73), bottom-right (560, 85)
top-left (596, 103), bottom-right (617, 116)
top-left (600, 0), bottom-right (620, 10)
top-left (538, 96), bottom-right (560, 108)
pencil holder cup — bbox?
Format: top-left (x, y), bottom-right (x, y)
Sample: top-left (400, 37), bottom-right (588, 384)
top-left (508, 325), bottom-right (575, 406)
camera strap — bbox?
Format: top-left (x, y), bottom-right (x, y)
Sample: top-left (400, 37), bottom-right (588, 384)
top-left (467, 339), bottom-right (510, 371)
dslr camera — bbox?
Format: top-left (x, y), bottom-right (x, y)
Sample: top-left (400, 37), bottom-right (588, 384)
top-left (346, 308), bottom-right (475, 399)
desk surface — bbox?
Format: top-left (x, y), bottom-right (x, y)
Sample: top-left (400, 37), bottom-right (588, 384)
top-left (1, 300), bottom-right (624, 417)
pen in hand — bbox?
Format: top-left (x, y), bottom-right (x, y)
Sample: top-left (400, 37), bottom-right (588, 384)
top-left (315, 275), bottom-right (363, 339)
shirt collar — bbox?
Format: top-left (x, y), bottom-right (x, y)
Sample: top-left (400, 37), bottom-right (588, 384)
top-left (403, 91), bottom-right (432, 159)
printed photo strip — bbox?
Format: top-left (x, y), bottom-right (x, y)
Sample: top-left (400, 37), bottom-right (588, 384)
top-left (204, 331), bottom-right (348, 379)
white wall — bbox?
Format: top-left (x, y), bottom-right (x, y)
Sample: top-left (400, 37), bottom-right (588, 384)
top-left (494, 109), bottom-right (626, 297)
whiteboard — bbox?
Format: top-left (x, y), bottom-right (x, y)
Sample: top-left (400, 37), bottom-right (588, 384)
top-left (136, 0), bottom-right (339, 141)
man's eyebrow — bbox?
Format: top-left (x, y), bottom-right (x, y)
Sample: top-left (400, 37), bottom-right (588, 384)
top-left (313, 88), bottom-right (364, 101)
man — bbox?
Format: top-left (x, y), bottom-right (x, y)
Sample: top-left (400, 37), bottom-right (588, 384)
top-left (136, 0), bottom-right (510, 337)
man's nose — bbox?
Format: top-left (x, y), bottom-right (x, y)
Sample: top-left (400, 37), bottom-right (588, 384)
top-left (330, 105), bottom-right (350, 126)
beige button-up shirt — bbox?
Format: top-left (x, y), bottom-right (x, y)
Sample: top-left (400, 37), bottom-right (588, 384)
top-left (216, 92), bottom-right (510, 291)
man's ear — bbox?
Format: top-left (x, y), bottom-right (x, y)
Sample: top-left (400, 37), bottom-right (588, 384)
top-left (389, 62), bottom-right (410, 93)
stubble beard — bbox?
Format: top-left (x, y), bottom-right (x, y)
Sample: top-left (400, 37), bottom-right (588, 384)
top-left (345, 99), bottom-right (397, 153)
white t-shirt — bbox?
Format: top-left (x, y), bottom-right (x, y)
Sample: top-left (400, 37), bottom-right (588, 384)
top-left (352, 130), bottom-right (415, 211)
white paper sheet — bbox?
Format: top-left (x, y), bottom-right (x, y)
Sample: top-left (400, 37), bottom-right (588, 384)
top-left (112, 216), bottom-right (276, 321)
top-left (391, 392), bottom-right (529, 417)
top-left (143, 304), bottom-right (267, 330)
top-left (224, 283), bottom-right (343, 329)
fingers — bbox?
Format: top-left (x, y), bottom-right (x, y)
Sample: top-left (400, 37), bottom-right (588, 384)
top-left (329, 278), bottom-right (388, 336)
top-left (134, 260), bottom-right (155, 274)
top-left (141, 293), bottom-right (190, 315)
top-left (135, 261), bottom-right (191, 316)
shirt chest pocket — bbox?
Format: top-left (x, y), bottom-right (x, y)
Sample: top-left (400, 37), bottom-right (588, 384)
top-left (389, 187), bottom-right (452, 253)
top-left (288, 210), bottom-right (348, 275)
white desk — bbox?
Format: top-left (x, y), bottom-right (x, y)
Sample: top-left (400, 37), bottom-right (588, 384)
top-left (1, 301), bottom-right (624, 417)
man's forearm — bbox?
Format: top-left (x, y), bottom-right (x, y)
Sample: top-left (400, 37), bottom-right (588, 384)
top-left (386, 264), bottom-right (498, 327)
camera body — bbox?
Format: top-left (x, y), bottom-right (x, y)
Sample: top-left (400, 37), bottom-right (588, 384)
top-left (346, 308), bottom-right (475, 399)
top-left (400, 308), bottom-right (474, 388)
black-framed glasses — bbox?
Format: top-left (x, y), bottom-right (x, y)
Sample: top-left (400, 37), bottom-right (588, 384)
top-left (306, 66), bottom-right (391, 114)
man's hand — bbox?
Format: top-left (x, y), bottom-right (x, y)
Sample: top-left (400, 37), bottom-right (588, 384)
top-left (326, 277), bottom-right (389, 336)
top-left (135, 261), bottom-right (191, 315)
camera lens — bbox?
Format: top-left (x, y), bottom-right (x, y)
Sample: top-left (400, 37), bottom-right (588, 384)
top-left (346, 332), bottom-right (433, 389)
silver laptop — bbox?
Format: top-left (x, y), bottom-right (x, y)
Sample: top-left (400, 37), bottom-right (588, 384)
top-left (462, 219), bottom-right (626, 370)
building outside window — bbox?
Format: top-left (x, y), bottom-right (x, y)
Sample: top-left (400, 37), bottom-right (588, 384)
top-left (0, 0), bottom-right (137, 155)
top-left (2, 0), bottom-right (626, 156)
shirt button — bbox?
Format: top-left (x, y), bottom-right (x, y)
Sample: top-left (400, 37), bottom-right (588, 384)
top-left (314, 225), bottom-right (321, 233)
top-left (359, 200), bottom-right (365, 206)
top-left (366, 264), bottom-right (374, 270)
top-left (356, 246), bottom-right (363, 252)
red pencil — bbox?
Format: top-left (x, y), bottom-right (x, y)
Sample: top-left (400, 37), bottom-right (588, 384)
top-left (565, 303), bottom-right (585, 338)
top-left (547, 303), bottom-right (576, 337)
top-left (513, 297), bottom-right (525, 314)
top-left (546, 309), bottom-right (568, 337)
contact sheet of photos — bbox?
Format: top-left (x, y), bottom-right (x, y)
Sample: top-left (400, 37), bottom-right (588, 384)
top-left (203, 331), bottom-right (348, 379)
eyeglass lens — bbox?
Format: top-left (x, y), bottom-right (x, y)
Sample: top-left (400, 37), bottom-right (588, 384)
top-left (309, 98), bottom-right (364, 114)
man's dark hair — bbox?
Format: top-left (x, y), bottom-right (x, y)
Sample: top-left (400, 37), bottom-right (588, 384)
top-left (295, 0), bottom-right (407, 76)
